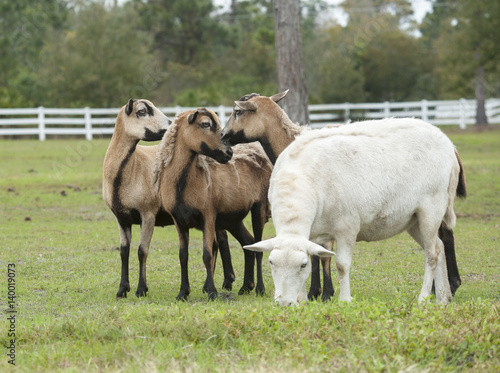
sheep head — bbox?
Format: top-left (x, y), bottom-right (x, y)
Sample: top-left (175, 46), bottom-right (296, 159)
top-left (180, 108), bottom-right (233, 164)
top-left (118, 99), bottom-right (171, 142)
top-left (245, 234), bottom-right (334, 306)
top-left (221, 90), bottom-right (289, 146)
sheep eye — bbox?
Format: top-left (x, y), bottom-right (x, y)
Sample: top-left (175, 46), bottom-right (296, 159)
top-left (269, 260), bottom-right (273, 266)
top-left (137, 109), bottom-right (147, 116)
top-left (200, 121), bottom-right (211, 129)
top-left (234, 110), bottom-right (243, 117)
top-left (300, 263), bottom-right (307, 269)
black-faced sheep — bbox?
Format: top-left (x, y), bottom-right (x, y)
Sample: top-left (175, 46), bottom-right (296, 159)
top-left (103, 99), bottom-right (234, 298)
top-left (154, 108), bottom-right (273, 300)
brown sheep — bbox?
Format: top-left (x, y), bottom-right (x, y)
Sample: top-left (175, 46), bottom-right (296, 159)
top-left (154, 108), bottom-right (272, 300)
top-left (221, 91), bottom-right (465, 297)
top-left (103, 99), bottom-right (234, 299)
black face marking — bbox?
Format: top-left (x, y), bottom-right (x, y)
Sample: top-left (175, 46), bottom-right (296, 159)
top-left (238, 93), bottom-right (260, 101)
top-left (189, 108), bottom-right (218, 132)
top-left (143, 127), bottom-right (166, 141)
top-left (200, 141), bottom-right (232, 164)
top-left (125, 99), bottom-right (136, 116)
top-left (143, 101), bottom-right (154, 116)
top-left (221, 129), bottom-right (253, 146)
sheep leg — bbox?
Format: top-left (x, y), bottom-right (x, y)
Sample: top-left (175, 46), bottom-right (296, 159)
top-left (308, 255), bottom-right (322, 300)
top-left (408, 223), bottom-right (444, 304)
top-left (228, 222), bottom-right (256, 295)
top-left (136, 214), bottom-right (155, 297)
top-left (216, 230), bottom-right (235, 291)
top-left (204, 238), bottom-right (219, 293)
top-left (438, 224), bottom-right (461, 295)
top-left (434, 238), bottom-right (452, 304)
top-left (251, 202), bottom-right (266, 296)
top-left (336, 237), bottom-right (355, 302)
top-left (321, 241), bottom-right (335, 301)
top-left (176, 225), bottom-right (191, 301)
top-left (202, 221), bottom-right (218, 300)
top-left (116, 222), bottom-right (132, 299)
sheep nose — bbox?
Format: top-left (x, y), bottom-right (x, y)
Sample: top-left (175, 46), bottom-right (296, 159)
top-left (221, 131), bottom-right (230, 143)
top-left (277, 298), bottom-right (295, 307)
top-left (225, 146), bottom-right (233, 159)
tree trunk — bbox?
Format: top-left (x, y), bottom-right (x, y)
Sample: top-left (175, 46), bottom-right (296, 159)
top-left (273, 0), bottom-right (310, 125)
top-left (230, 0), bottom-right (237, 24)
top-left (474, 51), bottom-right (488, 126)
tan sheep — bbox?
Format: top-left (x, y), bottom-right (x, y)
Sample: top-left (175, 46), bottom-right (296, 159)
top-left (103, 100), bottom-right (234, 298)
top-left (154, 108), bottom-right (273, 300)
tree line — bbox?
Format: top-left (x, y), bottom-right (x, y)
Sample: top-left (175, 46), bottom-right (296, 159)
top-left (1, 0), bottom-right (499, 121)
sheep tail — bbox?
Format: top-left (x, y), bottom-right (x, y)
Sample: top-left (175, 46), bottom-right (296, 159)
top-left (455, 149), bottom-right (467, 199)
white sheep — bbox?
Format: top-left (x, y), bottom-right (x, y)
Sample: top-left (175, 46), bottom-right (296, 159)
top-left (245, 117), bottom-right (465, 306)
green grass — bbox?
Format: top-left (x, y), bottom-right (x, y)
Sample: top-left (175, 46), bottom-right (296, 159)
top-left (1, 127), bottom-right (499, 372)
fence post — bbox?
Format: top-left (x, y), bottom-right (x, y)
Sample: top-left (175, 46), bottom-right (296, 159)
top-left (84, 107), bottom-right (92, 140)
top-left (218, 105), bottom-right (226, 128)
top-left (421, 99), bottom-right (428, 122)
top-left (344, 103), bottom-right (350, 122)
top-left (384, 101), bottom-right (390, 118)
top-left (459, 98), bottom-right (467, 129)
top-left (38, 106), bottom-right (45, 141)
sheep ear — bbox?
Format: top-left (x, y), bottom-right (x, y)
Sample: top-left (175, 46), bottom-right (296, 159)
top-left (187, 111), bottom-right (199, 124)
top-left (244, 238), bottom-right (276, 252)
top-left (125, 99), bottom-right (135, 116)
top-left (234, 100), bottom-right (257, 112)
top-left (270, 89), bottom-right (289, 103)
top-left (306, 242), bottom-right (336, 257)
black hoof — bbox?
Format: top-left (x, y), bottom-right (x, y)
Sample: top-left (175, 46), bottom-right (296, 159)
top-left (255, 285), bottom-right (265, 297)
top-left (450, 279), bottom-right (461, 296)
top-left (208, 291), bottom-right (218, 301)
top-left (116, 292), bottom-right (127, 299)
top-left (308, 289), bottom-right (321, 301)
top-left (238, 282), bottom-right (255, 295)
top-left (116, 284), bottom-right (131, 299)
top-left (176, 288), bottom-right (190, 301)
top-left (321, 293), bottom-right (333, 302)
top-left (222, 279), bottom-right (233, 291)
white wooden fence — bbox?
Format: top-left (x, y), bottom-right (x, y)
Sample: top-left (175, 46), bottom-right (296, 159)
top-left (1, 98), bottom-right (499, 140)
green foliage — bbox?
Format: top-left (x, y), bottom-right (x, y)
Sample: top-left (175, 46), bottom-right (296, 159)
top-left (0, 0), bottom-right (68, 106)
top-left (0, 0), bottom-right (499, 107)
top-left (38, 2), bottom-right (156, 107)
top-left (421, 0), bottom-right (500, 100)
top-left (304, 25), bottom-right (366, 103)
top-left (362, 30), bottom-right (428, 101)
top-left (0, 129), bottom-right (499, 371)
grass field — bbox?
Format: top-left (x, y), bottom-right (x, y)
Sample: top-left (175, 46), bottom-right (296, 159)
top-left (1, 126), bottom-right (499, 372)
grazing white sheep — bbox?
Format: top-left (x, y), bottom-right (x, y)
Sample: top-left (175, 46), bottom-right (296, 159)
top-left (245, 117), bottom-right (465, 306)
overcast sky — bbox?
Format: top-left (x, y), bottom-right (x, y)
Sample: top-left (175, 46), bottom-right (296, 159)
top-left (212, 0), bottom-right (433, 25)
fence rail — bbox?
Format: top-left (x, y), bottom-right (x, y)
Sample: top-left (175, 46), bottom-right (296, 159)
top-left (1, 98), bottom-right (499, 140)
